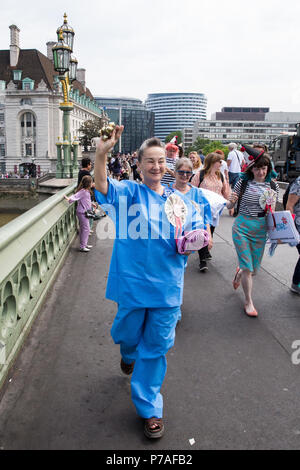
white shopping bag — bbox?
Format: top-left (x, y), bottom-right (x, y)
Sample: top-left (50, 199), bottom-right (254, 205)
top-left (199, 188), bottom-right (227, 222)
top-left (267, 210), bottom-right (300, 244)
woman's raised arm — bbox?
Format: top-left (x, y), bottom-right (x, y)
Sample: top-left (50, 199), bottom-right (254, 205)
top-left (94, 125), bottom-right (124, 195)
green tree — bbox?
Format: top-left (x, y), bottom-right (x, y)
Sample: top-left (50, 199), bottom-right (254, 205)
top-left (202, 141), bottom-right (229, 158)
top-left (165, 131), bottom-right (182, 144)
top-left (185, 145), bottom-right (196, 155)
top-left (193, 138), bottom-right (211, 152)
top-left (185, 138), bottom-right (229, 158)
top-left (79, 117), bottom-right (106, 151)
top-left (185, 138), bottom-right (210, 156)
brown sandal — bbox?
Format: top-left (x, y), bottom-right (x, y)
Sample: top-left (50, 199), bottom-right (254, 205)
top-left (144, 417), bottom-right (165, 439)
top-left (120, 358), bottom-right (134, 375)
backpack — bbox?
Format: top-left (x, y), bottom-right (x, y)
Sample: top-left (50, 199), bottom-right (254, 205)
top-left (197, 170), bottom-right (224, 187)
top-left (236, 178), bottom-right (277, 214)
top-left (282, 179), bottom-right (297, 210)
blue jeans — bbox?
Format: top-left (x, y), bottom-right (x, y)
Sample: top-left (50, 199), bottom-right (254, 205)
top-left (111, 305), bottom-right (180, 418)
top-left (229, 172), bottom-right (240, 189)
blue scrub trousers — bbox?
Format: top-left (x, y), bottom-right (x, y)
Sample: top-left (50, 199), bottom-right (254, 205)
top-left (111, 305), bottom-right (180, 418)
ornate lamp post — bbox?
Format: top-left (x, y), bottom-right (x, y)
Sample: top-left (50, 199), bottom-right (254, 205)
top-left (52, 13), bottom-right (79, 179)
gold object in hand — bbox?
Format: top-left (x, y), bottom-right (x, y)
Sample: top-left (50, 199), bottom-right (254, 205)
top-left (100, 122), bottom-right (116, 141)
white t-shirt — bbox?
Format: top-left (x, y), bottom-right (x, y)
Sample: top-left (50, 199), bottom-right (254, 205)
top-left (227, 150), bottom-right (244, 173)
top-left (220, 160), bottom-right (228, 177)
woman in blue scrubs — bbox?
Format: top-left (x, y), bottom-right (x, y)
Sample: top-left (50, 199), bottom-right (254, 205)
top-left (94, 126), bottom-right (206, 439)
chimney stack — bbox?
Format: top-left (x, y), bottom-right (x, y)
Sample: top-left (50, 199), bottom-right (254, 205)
top-left (9, 25), bottom-right (20, 67)
top-left (46, 41), bottom-right (56, 62)
top-left (77, 68), bottom-right (86, 91)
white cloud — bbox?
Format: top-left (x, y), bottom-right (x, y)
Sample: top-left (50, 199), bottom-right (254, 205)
top-left (1, 0), bottom-right (300, 116)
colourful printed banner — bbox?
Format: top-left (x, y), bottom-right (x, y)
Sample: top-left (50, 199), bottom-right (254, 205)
top-left (267, 210), bottom-right (300, 244)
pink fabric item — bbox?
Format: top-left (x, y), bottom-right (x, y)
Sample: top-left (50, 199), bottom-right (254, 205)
top-left (176, 229), bottom-right (209, 254)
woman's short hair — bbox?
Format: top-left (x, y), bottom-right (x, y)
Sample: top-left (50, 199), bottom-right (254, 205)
top-left (215, 149), bottom-right (225, 159)
top-left (175, 157), bottom-right (193, 172)
top-left (245, 154), bottom-right (273, 178)
top-left (138, 138), bottom-right (165, 162)
top-left (165, 143), bottom-right (178, 152)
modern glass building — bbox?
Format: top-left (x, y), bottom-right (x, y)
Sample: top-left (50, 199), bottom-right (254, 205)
top-left (145, 93), bottom-right (207, 142)
top-left (94, 96), bottom-right (154, 154)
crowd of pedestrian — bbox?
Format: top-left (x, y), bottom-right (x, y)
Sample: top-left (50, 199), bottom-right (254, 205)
top-left (0, 170), bottom-right (31, 178)
top-left (67, 131), bottom-right (299, 441)
top-left (107, 152), bottom-right (142, 181)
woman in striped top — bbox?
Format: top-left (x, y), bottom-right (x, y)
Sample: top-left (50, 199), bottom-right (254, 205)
top-left (227, 149), bottom-right (279, 317)
top-left (160, 143), bottom-right (178, 186)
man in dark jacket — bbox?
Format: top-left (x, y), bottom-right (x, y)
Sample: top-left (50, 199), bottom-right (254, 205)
top-left (77, 158), bottom-right (92, 187)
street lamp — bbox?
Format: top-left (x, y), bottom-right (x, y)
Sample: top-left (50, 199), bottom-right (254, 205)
top-left (52, 30), bottom-right (71, 74)
top-left (57, 12), bottom-right (75, 52)
top-left (52, 13), bottom-right (78, 179)
top-left (69, 56), bottom-right (78, 82)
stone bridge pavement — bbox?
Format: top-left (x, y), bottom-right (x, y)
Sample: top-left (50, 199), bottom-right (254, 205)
top-left (0, 213), bottom-right (299, 450)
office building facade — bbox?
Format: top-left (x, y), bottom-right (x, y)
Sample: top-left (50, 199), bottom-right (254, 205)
top-left (181, 107), bottom-right (300, 150)
top-left (212, 106), bottom-right (270, 121)
top-left (94, 96), bottom-right (154, 154)
top-left (189, 115), bottom-right (300, 148)
top-left (145, 93), bottom-right (207, 142)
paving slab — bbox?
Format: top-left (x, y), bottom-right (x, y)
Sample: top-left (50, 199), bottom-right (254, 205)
top-left (0, 212), bottom-right (299, 450)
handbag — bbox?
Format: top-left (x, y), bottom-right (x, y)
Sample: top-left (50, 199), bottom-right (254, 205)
top-left (176, 229), bottom-right (209, 254)
top-left (85, 209), bottom-right (96, 219)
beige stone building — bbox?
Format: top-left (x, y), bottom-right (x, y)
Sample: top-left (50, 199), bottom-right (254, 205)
top-left (0, 25), bottom-right (103, 175)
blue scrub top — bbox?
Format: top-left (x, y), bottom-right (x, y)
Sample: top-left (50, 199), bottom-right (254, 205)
top-left (94, 179), bottom-right (208, 309)
top-left (173, 184), bottom-right (212, 228)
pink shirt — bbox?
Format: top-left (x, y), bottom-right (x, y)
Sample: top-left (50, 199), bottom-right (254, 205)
top-left (68, 189), bottom-right (92, 213)
top-left (200, 176), bottom-right (223, 196)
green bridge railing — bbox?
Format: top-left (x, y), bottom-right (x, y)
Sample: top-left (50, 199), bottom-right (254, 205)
top-left (0, 182), bottom-right (77, 389)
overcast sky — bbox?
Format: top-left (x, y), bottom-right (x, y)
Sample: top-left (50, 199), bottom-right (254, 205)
top-left (1, 0), bottom-right (300, 117)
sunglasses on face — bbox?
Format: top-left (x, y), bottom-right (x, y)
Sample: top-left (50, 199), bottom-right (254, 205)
top-left (177, 170), bottom-right (193, 176)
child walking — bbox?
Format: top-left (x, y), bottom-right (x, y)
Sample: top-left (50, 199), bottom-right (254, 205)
top-left (64, 175), bottom-right (95, 252)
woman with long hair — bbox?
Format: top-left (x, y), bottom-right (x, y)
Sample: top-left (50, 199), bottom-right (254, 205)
top-left (191, 152), bottom-right (231, 271)
top-left (214, 149), bottom-right (229, 183)
top-left (64, 175), bottom-right (94, 252)
top-left (227, 146), bottom-right (279, 317)
top-left (188, 151), bottom-right (202, 175)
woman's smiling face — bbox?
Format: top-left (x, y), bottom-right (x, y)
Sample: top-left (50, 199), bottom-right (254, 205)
top-left (175, 164), bottom-right (193, 184)
top-left (138, 147), bottom-right (166, 183)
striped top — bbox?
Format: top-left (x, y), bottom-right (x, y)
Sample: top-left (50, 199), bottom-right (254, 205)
top-left (161, 157), bottom-right (177, 186)
top-left (234, 179), bottom-right (279, 217)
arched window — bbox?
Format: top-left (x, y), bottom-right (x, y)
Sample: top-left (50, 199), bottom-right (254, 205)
top-left (21, 112), bottom-right (36, 137)
top-left (20, 112), bottom-right (36, 157)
